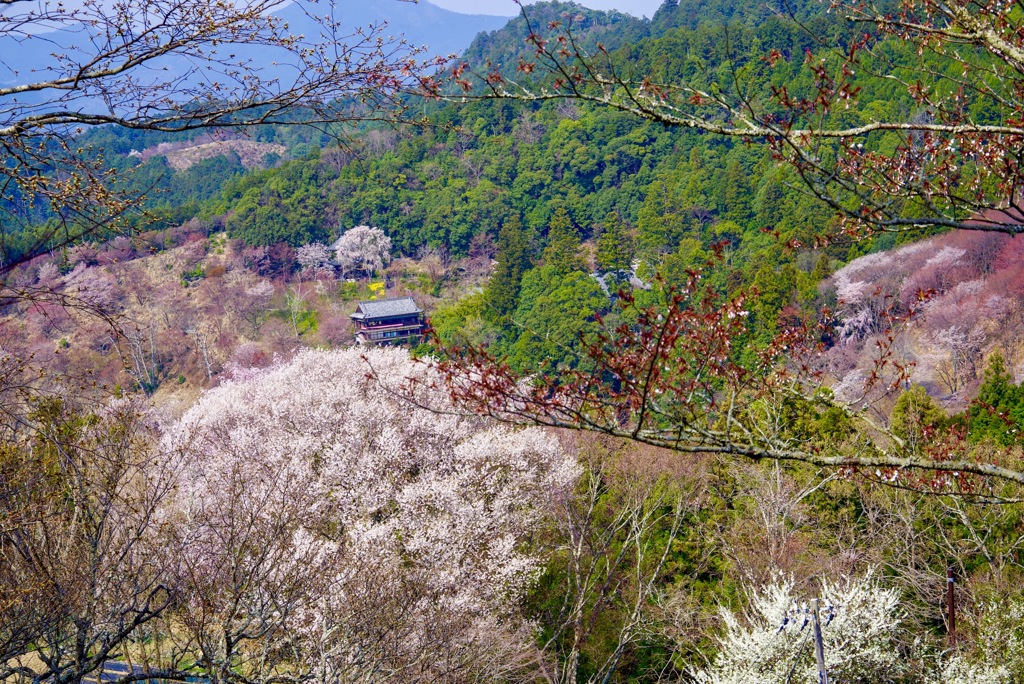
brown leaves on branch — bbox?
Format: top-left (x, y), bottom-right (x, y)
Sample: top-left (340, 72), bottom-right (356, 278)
top-left (431, 263), bottom-right (1024, 498)
top-left (433, 268), bottom-right (817, 459)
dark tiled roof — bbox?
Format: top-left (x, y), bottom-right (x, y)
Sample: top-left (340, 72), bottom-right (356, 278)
top-left (351, 297), bottom-right (422, 320)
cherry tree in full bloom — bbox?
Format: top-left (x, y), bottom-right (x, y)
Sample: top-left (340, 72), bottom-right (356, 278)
top-left (159, 346), bottom-right (577, 683)
top-left (332, 226), bottom-right (391, 279)
top-left (295, 242), bottom-right (334, 279)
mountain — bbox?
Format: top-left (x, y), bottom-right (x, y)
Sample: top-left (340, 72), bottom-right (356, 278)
top-left (461, 1), bottom-right (650, 71)
top-left (0, 1), bottom-right (509, 97)
top-left (274, 1), bottom-right (510, 60)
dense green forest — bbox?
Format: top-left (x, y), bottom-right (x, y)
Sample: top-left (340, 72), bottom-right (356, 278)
top-left (5, 0), bottom-right (1000, 379)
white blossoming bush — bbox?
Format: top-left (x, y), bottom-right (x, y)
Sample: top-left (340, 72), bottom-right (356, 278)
top-left (931, 599), bottom-right (1024, 684)
top-left (689, 570), bottom-right (907, 684)
top-left (295, 242), bottom-right (334, 275)
top-left (688, 571), bottom-right (1020, 684)
top-left (160, 347), bottom-right (577, 682)
top-left (935, 656), bottom-right (1009, 684)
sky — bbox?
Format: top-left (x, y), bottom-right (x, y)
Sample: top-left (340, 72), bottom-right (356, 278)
top-left (1, 0), bottom-right (668, 22)
top-left (428, 0), bottom-right (665, 18)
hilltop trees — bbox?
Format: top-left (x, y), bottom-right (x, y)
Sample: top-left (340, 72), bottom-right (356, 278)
top-left (0, 0), bottom-right (436, 276)
top-left (417, 0), bottom-right (1024, 494)
top-left (442, 0), bottom-right (1024, 238)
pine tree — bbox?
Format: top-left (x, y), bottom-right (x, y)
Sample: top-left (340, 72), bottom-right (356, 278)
top-left (636, 180), bottom-right (673, 258)
top-left (968, 353), bottom-right (1023, 445)
top-left (595, 211), bottom-right (633, 273)
top-left (722, 159), bottom-right (753, 225)
top-left (542, 207), bottom-right (585, 275)
top-left (486, 214), bottom-right (532, 322)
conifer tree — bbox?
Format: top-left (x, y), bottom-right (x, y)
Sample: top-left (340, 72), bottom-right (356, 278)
top-left (968, 353), bottom-right (1023, 445)
top-left (542, 207), bottom-right (585, 275)
top-left (636, 180), bottom-right (674, 258)
top-left (722, 159), bottom-right (753, 225)
top-left (486, 214), bottom-right (532, 322)
top-left (595, 211), bottom-right (633, 273)
top-left (810, 253), bottom-right (832, 283)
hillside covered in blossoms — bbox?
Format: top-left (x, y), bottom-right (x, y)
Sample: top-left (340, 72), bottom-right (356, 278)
top-left (7, 0), bottom-right (1024, 682)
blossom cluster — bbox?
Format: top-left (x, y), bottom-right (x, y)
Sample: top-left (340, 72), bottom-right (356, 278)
top-left (159, 347), bottom-right (577, 680)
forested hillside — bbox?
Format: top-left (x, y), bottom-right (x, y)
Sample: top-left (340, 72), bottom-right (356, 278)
top-left (82, 2), bottom-right (953, 377)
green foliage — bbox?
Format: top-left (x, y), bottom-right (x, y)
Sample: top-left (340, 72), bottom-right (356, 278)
top-left (540, 207), bottom-right (584, 275)
top-left (222, 156), bottom-right (329, 247)
top-left (430, 291), bottom-right (498, 348)
top-left (968, 353), bottom-right (1024, 446)
top-left (891, 385), bottom-right (947, 449)
top-left (180, 263), bottom-right (205, 287)
top-left (486, 214), bottom-right (533, 323)
top-left (595, 211), bottom-right (633, 272)
top-left (55, 11), bottom-right (843, 273)
top-left (504, 265), bottom-right (607, 372)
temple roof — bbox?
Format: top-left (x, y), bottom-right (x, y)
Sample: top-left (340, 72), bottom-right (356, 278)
top-left (350, 297), bottom-right (422, 320)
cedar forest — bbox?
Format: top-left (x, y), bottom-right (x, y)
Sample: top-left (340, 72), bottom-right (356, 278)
top-left (5, 0), bottom-right (1024, 682)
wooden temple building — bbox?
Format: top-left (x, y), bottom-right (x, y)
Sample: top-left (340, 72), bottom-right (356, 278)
top-left (350, 297), bottom-right (426, 345)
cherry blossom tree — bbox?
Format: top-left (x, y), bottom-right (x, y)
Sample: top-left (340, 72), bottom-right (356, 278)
top-left (332, 225), bottom-right (392, 279)
top-left (296, 242), bottom-right (335, 279)
top-left (159, 346), bottom-right (577, 683)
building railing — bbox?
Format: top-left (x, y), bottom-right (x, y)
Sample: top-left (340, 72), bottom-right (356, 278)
top-left (357, 324), bottom-right (425, 343)
top-left (357, 318), bottom-right (423, 331)
top-left (358, 322), bottom-right (423, 334)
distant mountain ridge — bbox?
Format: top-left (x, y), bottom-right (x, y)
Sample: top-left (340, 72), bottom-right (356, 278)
top-left (0, 1), bottom-right (509, 96)
top-left (273, 1), bottom-right (510, 60)
top-left (462, 1), bottom-right (650, 72)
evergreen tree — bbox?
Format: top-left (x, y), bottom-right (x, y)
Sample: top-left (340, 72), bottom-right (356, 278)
top-left (542, 207), bottom-right (585, 275)
top-left (755, 175), bottom-right (785, 229)
top-left (722, 159), bottom-right (753, 225)
top-left (891, 385), bottom-right (946, 451)
top-left (810, 253), bottom-right (831, 283)
top-left (968, 353), bottom-right (1023, 445)
top-left (486, 214), bottom-right (532, 323)
top-left (595, 211), bottom-right (633, 273)
top-left (636, 180), bottom-right (676, 258)
top-left (508, 265), bottom-right (607, 372)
